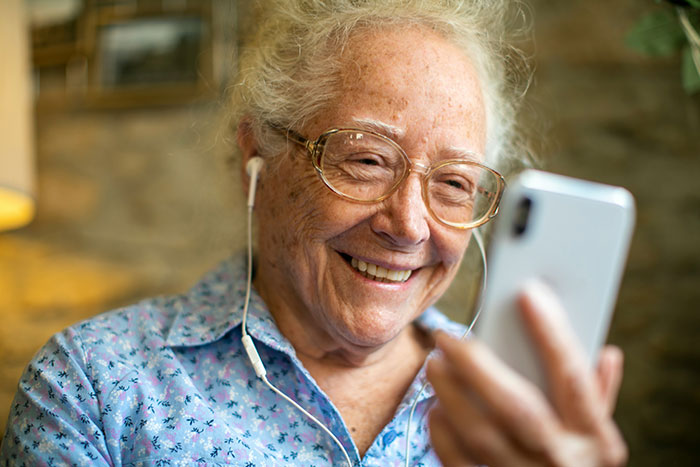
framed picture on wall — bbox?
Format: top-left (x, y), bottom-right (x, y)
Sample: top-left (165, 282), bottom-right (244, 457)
top-left (86, 3), bottom-right (213, 107)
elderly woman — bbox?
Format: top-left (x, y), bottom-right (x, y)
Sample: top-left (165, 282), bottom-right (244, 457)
top-left (1, 1), bottom-right (626, 466)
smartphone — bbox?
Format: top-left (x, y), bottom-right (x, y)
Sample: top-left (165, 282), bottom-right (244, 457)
top-left (474, 169), bottom-right (635, 394)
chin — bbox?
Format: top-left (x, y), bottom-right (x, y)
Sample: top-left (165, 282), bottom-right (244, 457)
top-left (335, 308), bottom-right (412, 350)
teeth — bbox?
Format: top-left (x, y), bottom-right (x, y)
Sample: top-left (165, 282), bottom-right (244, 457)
top-left (348, 256), bottom-right (412, 283)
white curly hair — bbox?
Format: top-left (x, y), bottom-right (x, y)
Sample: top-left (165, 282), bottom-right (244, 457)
top-left (229, 0), bottom-right (533, 171)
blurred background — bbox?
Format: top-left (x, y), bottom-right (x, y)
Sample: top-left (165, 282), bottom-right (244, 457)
top-left (1, 0), bottom-right (698, 465)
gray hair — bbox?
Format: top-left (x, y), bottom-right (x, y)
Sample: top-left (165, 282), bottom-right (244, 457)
top-left (230, 0), bottom-right (533, 172)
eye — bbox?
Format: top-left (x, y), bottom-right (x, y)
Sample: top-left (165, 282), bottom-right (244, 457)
top-left (444, 179), bottom-right (465, 190)
top-left (439, 175), bottom-right (474, 193)
top-left (349, 153), bottom-right (383, 166)
top-left (341, 153), bottom-right (392, 175)
top-left (429, 168), bottom-right (479, 206)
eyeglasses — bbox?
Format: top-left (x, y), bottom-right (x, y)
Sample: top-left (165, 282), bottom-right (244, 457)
top-left (272, 125), bottom-right (505, 229)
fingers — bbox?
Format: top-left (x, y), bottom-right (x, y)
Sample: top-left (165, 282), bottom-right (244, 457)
top-left (431, 333), bottom-right (559, 458)
top-left (427, 354), bottom-right (541, 467)
top-left (517, 282), bottom-right (628, 465)
top-left (517, 281), bottom-right (601, 430)
top-left (429, 280), bottom-right (628, 467)
top-left (593, 347), bottom-right (628, 465)
top-left (428, 331), bottom-right (628, 467)
top-left (596, 346), bottom-right (624, 416)
top-left (429, 407), bottom-right (477, 467)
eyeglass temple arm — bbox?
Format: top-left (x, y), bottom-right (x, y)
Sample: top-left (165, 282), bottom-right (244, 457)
top-left (267, 122), bottom-right (312, 149)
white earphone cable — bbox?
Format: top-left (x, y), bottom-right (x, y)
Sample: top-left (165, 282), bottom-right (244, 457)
top-left (241, 161), bottom-right (353, 467)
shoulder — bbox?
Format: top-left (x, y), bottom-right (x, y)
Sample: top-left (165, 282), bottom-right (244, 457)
top-left (0, 301), bottom-right (179, 464)
top-left (32, 255), bottom-right (245, 389)
top-left (15, 294), bottom-right (184, 405)
top-left (69, 255), bottom-right (246, 366)
top-left (71, 295), bottom-right (178, 358)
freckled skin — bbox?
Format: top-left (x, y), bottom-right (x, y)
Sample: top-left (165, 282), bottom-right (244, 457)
top-left (247, 26), bottom-right (487, 367)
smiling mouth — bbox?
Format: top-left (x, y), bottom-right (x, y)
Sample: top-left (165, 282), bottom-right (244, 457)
top-left (340, 253), bottom-right (413, 283)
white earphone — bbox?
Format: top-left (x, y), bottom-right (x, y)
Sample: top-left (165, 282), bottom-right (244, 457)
top-left (246, 156), bottom-right (265, 208)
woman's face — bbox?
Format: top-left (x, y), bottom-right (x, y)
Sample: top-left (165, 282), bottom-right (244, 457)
top-left (252, 26), bottom-right (487, 356)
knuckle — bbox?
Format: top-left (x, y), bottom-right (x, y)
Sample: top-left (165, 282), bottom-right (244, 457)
top-left (556, 366), bottom-right (599, 426)
top-left (507, 397), bottom-right (533, 426)
top-left (561, 366), bottom-right (587, 398)
top-left (510, 397), bottom-right (551, 441)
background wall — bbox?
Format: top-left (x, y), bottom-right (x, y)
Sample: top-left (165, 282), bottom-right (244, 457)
top-left (1, 1), bottom-right (698, 464)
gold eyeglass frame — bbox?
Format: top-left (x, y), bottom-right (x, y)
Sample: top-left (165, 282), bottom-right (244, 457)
top-left (271, 124), bottom-right (506, 230)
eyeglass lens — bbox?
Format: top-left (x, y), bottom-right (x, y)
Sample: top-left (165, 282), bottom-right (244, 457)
top-left (317, 130), bottom-right (499, 226)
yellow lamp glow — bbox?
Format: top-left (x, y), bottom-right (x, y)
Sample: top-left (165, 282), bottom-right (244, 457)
top-left (0, 189), bottom-right (35, 231)
top-left (0, 0), bottom-right (36, 231)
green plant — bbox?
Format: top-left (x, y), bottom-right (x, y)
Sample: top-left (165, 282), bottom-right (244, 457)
top-left (627, 0), bottom-right (700, 93)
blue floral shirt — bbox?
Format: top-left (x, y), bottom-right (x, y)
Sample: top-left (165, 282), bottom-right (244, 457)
top-left (1, 255), bottom-right (465, 466)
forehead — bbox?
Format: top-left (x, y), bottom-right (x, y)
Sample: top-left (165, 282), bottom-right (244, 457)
top-left (318, 25), bottom-right (486, 154)
top-left (340, 26), bottom-right (477, 89)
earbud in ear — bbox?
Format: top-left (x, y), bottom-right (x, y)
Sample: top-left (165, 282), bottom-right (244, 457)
top-left (246, 157), bottom-right (265, 208)
top-left (246, 157), bottom-right (264, 178)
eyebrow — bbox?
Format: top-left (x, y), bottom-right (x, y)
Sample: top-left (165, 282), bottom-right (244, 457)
top-left (441, 147), bottom-right (484, 163)
top-left (345, 119), bottom-right (484, 163)
top-left (348, 118), bottom-right (405, 140)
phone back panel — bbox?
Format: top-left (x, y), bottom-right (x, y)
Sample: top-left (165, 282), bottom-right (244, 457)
top-left (475, 170), bottom-right (635, 392)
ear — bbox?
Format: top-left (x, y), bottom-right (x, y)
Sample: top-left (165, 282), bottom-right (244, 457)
top-left (237, 117), bottom-right (260, 197)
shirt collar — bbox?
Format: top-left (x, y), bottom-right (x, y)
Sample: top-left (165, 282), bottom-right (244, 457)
top-left (164, 254), bottom-right (296, 356)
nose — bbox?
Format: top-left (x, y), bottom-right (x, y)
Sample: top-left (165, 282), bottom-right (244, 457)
top-left (369, 174), bottom-right (431, 248)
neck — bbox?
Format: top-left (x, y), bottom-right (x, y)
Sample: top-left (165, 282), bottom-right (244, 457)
top-left (253, 267), bottom-right (433, 456)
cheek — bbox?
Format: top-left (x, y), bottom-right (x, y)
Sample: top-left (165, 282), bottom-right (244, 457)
top-left (438, 231), bottom-right (472, 269)
top-left (259, 161), bottom-right (360, 249)
top-left (426, 232), bottom-right (471, 303)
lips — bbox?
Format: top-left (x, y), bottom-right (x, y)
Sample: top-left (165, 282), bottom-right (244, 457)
top-left (346, 255), bottom-right (413, 283)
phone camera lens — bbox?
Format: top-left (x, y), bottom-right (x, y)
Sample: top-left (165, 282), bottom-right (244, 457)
top-left (513, 196), bottom-right (532, 237)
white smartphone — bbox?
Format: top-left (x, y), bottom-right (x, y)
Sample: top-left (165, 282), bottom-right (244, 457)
top-left (474, 169), bottom-right (636, 394)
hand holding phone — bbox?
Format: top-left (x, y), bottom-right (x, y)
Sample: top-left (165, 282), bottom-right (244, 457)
top-left (427, 169), bottom-right (632, 467)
